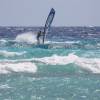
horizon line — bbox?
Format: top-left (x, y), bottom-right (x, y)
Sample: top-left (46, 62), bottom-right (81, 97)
top-left (0, 25), bottom-right (100, 27)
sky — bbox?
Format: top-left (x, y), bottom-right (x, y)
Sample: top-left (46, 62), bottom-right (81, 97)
top-left (0, 0), bottom-right (100, 26)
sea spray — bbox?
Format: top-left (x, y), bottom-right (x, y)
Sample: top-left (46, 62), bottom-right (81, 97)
top-left (15, 32), bottom-right (37, 44)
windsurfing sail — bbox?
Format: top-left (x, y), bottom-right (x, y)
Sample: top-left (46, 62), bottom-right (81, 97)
top-left (43, 8), bottom-right (55, 43)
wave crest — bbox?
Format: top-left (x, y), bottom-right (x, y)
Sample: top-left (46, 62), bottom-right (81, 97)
top-left (0, 50), bottom-right (26, 57)
top-left (34, 53), bottom-right (100, 73)
top-left (0, 62), bottom-right (37, 74)
top-left (0, 53), bottom-right (100, 74)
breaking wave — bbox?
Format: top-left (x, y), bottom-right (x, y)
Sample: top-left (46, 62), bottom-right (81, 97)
top-left (34, 53), bottom-right (100, 73)
top-left (0, 39), bottom-right (7, 43)
top-left (0, 50), bottom-right (26, 57)
top-left (0, 62), bottom-right (37, 74)
top-left (0, 53), bottom-right (100, 74)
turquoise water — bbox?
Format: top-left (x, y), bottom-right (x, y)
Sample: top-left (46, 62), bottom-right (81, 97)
top-left (0, 27), bottom-right (100, 100)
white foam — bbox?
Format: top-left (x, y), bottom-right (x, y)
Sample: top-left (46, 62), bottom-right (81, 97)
top-left (0, 62), bottom-right (37, 74)
top-left (0, 39), bottom-right (7, 43)
top-left (34, 53), bottom-right (100, 73)
top-left (35, 53), bottom-right (78, 65)
top-left (0, 50), bottom-right (26, 57)
top-left (0, 39), bottom-right (7, 46)
top-left (1, 53), bottom-right (100, 73)
top-left (0, 84), bottom-right (12, 89)
top-left (45, 41), bottom-right (80, 44)
top-left (15, 32), bottom-right (37, 44)
top-left (76, 58), bottom-right (100, 73)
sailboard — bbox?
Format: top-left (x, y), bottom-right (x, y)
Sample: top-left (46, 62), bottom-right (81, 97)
top-left (42, 8), bottom-right (55, 43)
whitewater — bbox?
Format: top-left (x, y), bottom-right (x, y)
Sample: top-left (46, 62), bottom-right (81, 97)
top-left (0, 27), bottom-right (100, 100)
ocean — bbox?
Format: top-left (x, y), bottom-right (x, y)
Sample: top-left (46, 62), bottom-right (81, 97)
top-left (0, 26), bottom-right (100, 100)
